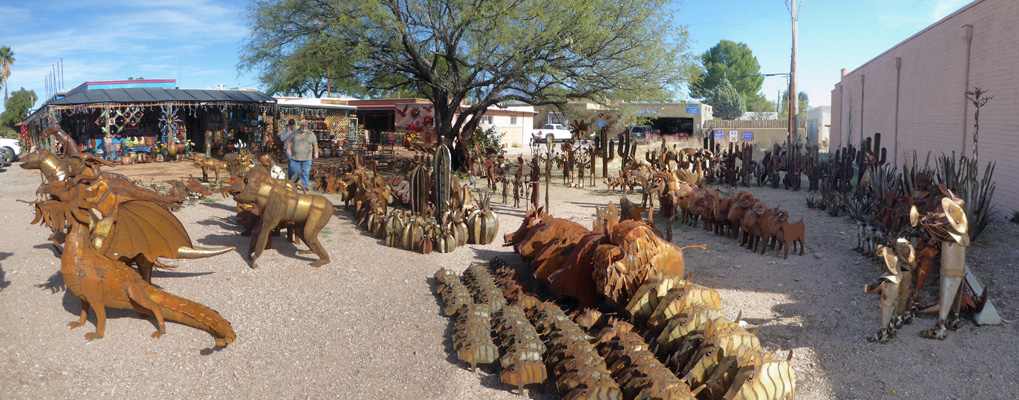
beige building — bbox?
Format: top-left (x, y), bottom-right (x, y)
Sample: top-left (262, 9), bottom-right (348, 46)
top-left (537, 101), bottom-right (714, 137)
top-left (806, 106), bottom-right (831, 152)
top-left (475, 104), bottom-right (537, 148)
top-left (831, 0), bottom-right (1018, 210)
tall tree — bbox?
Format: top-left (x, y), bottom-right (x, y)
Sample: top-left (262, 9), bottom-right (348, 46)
top-left (241, 0), bottom-right (694, 168)
top-left (708, 78), bottom-right (745, 120)
top-left (746, 93), bottom-right (776, 114)
top-left (778, 90), bottom-right (808, 120)
top-left (0, 88), bottom-right (36, 137)
top-left (689, 40), bottom-right (764, 104)
top-left (0, 46), bottom-right (14, 102)
top-left (242, 35), bottom-right (393, 98)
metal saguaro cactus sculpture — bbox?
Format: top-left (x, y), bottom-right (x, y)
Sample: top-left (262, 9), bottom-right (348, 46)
top-left (617, 127), bottom-right (635, 167)
top-left (433, 140), bottom-right (452, 220)
top-left (601, 127), bottom-right (614, 178)
top-left (856, 132), bottom-right (887, 185)
top-left (738, 142), bottom-right (754, 187)
top-left (409, 158), bottom-right (430, 215)
top-left (703, 133), bottom-right (719, 184)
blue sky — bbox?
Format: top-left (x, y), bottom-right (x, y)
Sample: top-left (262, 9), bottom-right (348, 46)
top-left (0, 0), bottom-right (972, 114)
top-left (672, 0), bottom-right (971, 108)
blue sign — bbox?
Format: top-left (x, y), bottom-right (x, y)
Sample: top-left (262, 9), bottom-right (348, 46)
top-left (686, 106), bottom-right (700, 114)
top-left (596, 120), bottom-right (606, 128)
top-left (714, 130), bottom-right (724, 140)
top-left (742, 131), bottom-right (754, 141)
top-left (636, 109), bottom-right (661, 115)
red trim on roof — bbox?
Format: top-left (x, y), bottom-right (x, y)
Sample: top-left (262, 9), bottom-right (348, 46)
top-left (84, 79), bottom-right (176, 86)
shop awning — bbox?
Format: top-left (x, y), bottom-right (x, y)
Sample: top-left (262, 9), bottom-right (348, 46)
top-left (46, 88), bottom-right (276, 106)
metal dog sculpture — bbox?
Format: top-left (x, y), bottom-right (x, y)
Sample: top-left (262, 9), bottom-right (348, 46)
top-left (230, 164), bottom-right (332, 268)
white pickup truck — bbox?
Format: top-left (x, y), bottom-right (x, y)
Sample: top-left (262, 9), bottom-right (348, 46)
top-left (533, 124), bottom-right (573, 143)
top-left (0, 137), bottom-right (22, 165)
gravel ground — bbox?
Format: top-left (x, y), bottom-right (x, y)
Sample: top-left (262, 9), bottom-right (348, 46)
top-left (1, 155), bottom-right (1017, 399)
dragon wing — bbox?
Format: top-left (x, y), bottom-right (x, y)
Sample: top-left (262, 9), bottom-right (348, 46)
top-left (100, 200), bottom-right (192, 260)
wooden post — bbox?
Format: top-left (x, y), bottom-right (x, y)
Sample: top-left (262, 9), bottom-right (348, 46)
top-left (788, 0), bottom-right (798, 143)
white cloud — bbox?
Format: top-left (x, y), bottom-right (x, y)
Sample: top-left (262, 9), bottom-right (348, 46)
top-left (927, 0), bottom-right (970, 21)
top-left (1, 0), bottom-right (256, 104)
top-left (875, 0), bottom-right (970, 30)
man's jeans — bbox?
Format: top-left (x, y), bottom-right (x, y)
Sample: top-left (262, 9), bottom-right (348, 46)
top-left (289, 159), bottom-right (312, 190)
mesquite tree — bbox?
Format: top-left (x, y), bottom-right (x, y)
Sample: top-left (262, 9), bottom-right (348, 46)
top-left (241, 0), bottom-right (694, 169)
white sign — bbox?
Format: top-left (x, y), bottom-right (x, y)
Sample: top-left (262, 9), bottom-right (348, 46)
top-left (729, 130), bottom-right (739, 142)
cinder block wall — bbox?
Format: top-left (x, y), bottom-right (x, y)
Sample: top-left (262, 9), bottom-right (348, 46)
top-left (831, 0), bottom-right (1019, 211)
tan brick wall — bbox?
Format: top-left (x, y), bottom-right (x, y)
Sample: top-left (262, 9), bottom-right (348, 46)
top-left (831, 0), bottom-right (1019, 211)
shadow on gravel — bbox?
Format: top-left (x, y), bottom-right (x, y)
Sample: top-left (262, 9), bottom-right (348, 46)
top-left (199, 200), bottom-right (240, 213)
top-left (37, 271), bottom-right (65, 293)
top-left (150, 270), bottom-right (215, 279)
top-left (194, 216), bottom-right (240, 231)
top-left (196, 229), bottom-right (313, 263)
top-left (33, 243), bottom-right (62, 258)
top-left (0, 252), bottom-right (10, 291)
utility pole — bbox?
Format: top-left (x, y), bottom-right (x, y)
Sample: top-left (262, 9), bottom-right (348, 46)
top-left (788, 0), bottom-right (800, 143)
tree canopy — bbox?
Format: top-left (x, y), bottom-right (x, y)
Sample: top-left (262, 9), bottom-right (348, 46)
top-left (708, 78), bottom-right (745, 120)
top-left (0, 46), bottom-right (15, 102)
top-left (240, 0), bottom-right (695, 167)
top-left (778, 90), bottom-right (809, 120)
top-left (689, 40), bottom-right (763, 104)
top-left (0, 88), bottom-right (36, 137)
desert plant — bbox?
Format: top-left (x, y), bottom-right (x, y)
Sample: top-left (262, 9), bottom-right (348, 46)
top-left (936, 152), bottom-right (995, 241)
top-left (965, 87), bottom-right (992, 162)
top-left (1011, 211), bottom-right (1019, 224)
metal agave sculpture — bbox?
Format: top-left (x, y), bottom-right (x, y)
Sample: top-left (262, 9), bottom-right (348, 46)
top-left (936, 152), bottom-right (995, 241)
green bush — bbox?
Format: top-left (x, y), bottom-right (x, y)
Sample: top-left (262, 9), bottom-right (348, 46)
top-left (466, 126), bottom-right (503, 159)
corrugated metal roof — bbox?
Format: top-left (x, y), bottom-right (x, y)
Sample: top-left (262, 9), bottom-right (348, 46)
top-left (46, 88), bottom-right (276, 105)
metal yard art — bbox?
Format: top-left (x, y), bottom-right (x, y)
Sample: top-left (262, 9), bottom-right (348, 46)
top-left (22, 137), bottom-right (236, 346)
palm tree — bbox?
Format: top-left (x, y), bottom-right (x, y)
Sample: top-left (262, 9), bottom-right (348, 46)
top-left (0, 46), bottom-right (15, 102)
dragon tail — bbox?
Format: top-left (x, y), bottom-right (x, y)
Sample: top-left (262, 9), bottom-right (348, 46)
top-left (142, 283), bottom-right (236, 346)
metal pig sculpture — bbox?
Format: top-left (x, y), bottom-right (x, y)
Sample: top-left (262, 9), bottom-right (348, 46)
top-left (229, 164), bottom-right (332, 268)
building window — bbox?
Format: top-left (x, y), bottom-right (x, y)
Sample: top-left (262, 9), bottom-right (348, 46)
top-left (484, 115), bottom-right (493, 125)
top-left (510, 116), bottom-right (517, 125)
top-left (548, 112), bottom-right (566, 125)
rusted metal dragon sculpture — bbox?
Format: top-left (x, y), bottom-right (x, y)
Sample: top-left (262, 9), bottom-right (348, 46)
top-left (24, 151), bottom-right (229, 283)
top-left (27, 173), bottom-right (236, 346)
top-left (60, 221), bottom-right (236, 346)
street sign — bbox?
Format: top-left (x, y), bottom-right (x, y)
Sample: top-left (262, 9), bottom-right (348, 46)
top-left (596, 120), bottom-right (606, 128)
top-left (714, 130), bottom-right (724, 140)
top-left (742, 131), bottom-right (754, 141)
top-left (729, 130), bottom-right (738, 142)
top-left (686, 105), bottom-right (700, 114)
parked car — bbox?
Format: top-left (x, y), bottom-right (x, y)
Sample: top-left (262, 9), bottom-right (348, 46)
top-left (0, 137), bottom-right (22, 165)
top-left (533, 124), bottom-right (573, 143)
top-left (629, 125), bottom-right (652, 138)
